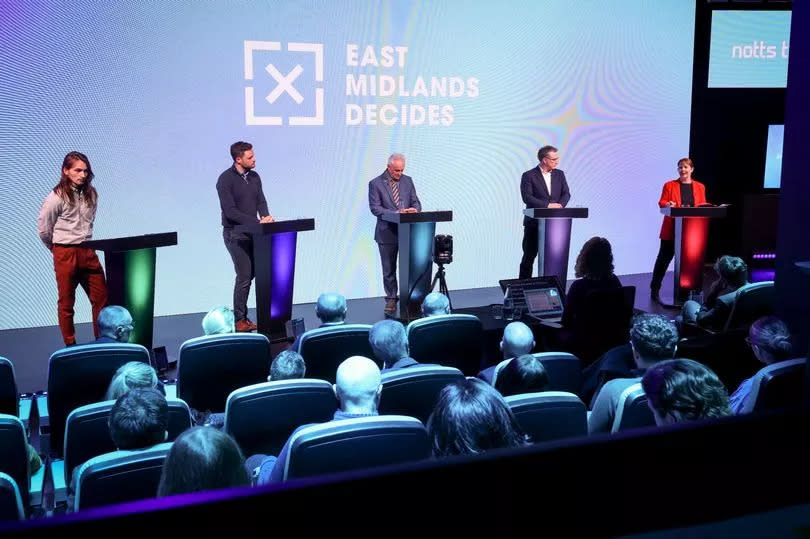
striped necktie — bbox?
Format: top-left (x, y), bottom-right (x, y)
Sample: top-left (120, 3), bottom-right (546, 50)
top-left (390, 178), bottom-right (401, 208)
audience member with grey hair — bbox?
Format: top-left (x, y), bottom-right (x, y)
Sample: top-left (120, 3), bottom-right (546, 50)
top-left (421, 292), bottom-right (450, 317)
top-left (269, 350), bottom-right (306, 381)
top-left (290, 293), bottom-right (348, 352)
top-left (682, 255), bottom-right (749, 330)
top-left (251, 356), bottom-right (382, 484)
top-left (369, 319), bottom-right (420, 371)
top-left (202, 306), bottom-right (235, 335)
top-left (94, 305), bottom-right (133, 344)
top-left (105, 361), bottom-right (162, 401)
top-left (477, 321), bottom-right (536, 384)
top-left (588, 314), bottom-right (678, 433)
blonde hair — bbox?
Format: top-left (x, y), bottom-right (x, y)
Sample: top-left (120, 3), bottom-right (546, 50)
top-left (105, 362), bottom-right (159, 401)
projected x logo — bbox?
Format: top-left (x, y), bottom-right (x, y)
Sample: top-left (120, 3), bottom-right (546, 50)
top-left (265, 64), bottom-right (304, 104)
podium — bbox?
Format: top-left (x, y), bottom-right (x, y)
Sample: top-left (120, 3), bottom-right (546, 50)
top-left (523, 207), bottom-right (589, 292)
top-left (661, 206), bottom-right (728, 304)
top-left (235, 219), bottom-right (315, 340)
top-left (81, 232), bottom-right (177, 350)
top-left (382, 211), bottom-right (453, 319)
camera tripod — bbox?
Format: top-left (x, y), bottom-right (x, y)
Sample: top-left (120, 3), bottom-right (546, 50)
top-left (430, 262), bottom-right (453, 310)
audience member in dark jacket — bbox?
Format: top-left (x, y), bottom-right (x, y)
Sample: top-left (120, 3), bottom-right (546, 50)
top-left (370, 320), bottom-right (421, 371)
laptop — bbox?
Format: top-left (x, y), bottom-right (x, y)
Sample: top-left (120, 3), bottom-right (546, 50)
top-left (522, 286), bottom-right (564, 322)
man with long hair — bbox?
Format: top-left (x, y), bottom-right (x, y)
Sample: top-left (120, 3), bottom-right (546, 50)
top-left (216, 141), bottom-right (274, 333)
top-left (37, 152), bottom-right (108, 345)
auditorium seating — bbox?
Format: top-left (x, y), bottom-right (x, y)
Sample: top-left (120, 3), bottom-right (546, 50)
top-left (224, 379), bottom-right (337, 457)
top-left (406, 314), bottom-right (483, 375)
top-left (610, 383), bottom-right (655, 433)
top-left (0, 357), bottom-right (31, 428)
top-left (298, 324), bottom-right (376, 383)
top-left (741, 358), bottom-right (806, 414)
top-left (491, 352), bottom-right (582, 394)
top-left (38, 343), bottom-right (151, 457)
top-left (176, 334), bottom-right (270, 413)
top-left (0, 472), bottom-right (24, 522)
top-left (505, 392), bottom-right (587, 443)
top-left (282, 416), bottom-right (429, 481)
top-left (723, 281), bottom-right (775, 332)
top-left (0, 415), bottom-right (43, 515)
top-left (51, 398), bottom-right (191, 503)
top-left (676, 329), bottom-right (760, 392)
top-left (73, 442), bottom-right (173, 511)
top-left (379, 365), bottom-right (465, 423)
top-left (574, 286), bottom-right (636, 365)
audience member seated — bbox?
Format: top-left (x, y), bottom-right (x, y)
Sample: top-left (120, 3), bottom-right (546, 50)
top-left (588, 314), bottom-right (677, 434)
top-left (69, 388), bottom-right (168, 511)
top-left (427, 378), bottom-right (529, 457)
top-left (105, 361), bottom-right (163, 401)
top-left (477, 321), bottom-right (535, 384)
top-left (268, 350), bottom-right (307, 382)
top-left (421, 292), bottom-right (450, 317)
top-left (157, 427), bottom-right (250, 497)
top-left (93, 305), bottom-right (134, 344)
top-left (202, 307), bottom-right (235, 335)
top-left (729, 316), bottom-right (794, 414)
top-left (681, 255), bottom-right (749, 331)
top-left (580, 343), bottom-right (634, 407)
top-left (290, 293), bottom-right (348, 352)
top-left (494, 354), bottom-right (549, 397)
top-left (370, 320), bottom-right (420, 371)
top-left (642, 359), bottom-right (732, 425)
top-left (251, 355), bottom-right (382, 484)
top-left (561, 236), bottom-right (622, 330)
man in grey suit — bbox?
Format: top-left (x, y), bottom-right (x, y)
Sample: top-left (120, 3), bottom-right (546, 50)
top-left (369, 153), bottom-right (422, 315)
top-left (519, 145), bottom-right (571, 279)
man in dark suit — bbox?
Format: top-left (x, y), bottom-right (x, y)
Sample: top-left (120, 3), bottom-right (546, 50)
top-left (368, 153), bottom-right (422, 315)
top-left (519, 145), bottom-right (571, 279)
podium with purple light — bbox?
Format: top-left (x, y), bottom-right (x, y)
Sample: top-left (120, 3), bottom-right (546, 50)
top-left (81, 232), bottom-right (178, 351)
top-left (661, 206), bottom-right (728, 305)
top-left (235, 219), bottom-right (315, 341)
top-left (523, 207), bottom-right (589, 293)
top-left (382, 211), bottom-right (453, 320)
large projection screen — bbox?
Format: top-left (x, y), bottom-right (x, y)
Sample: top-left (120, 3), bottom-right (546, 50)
top-left (0, 1), bottom-right (695, 330)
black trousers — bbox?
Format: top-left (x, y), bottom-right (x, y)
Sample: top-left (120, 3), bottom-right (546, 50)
top-left (223, 228), bottom-right (254, 321)
top-left (378, 242), bottom-right (399, 301)
top-left (519, 224), bottom-right (538, 279)
top-left (651, 239), bottom-right (675, 291)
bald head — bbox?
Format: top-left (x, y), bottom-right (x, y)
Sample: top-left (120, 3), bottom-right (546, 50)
top-left (501, 322), bottom-right (535, 359)
top-left (335, 356), bottom-right (382, 414)
top-left (315, 293), bottom-right (347, 324)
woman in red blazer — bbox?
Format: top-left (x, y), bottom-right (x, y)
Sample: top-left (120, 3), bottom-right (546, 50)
top-left (650, 158), bottom-right (707, 302)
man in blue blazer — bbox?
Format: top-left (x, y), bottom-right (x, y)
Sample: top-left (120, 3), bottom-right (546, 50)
top-left (519, 145), bottom-right (571, 279)
top-left (368, 153), bottom-right (422, 315)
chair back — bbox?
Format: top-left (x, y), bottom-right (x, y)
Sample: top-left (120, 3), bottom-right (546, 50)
top-left (74, 443), bottom-right (172, 511)
top-left (63, 398), bottom-right (191, 485)
top-left (298, 325), bottom-right (375, 383)
top-left (379, 366), bottom-right (465, 423)
top-left (505, 392), bottom-right (587, 443)
top-left (407, 315), bottom-right (484, 375)
top-left (611, 383), bottom-right (656, 433)
top-left (46, 344), bottom-right (150, 456)
top-left (177, 334), bottom-right (270, 413)
top-left (283, 416), bottom-right (429, 481)
top-left (724, 281), bottom-right (775, 331)
top-left (744, 358), bottom-right (806, 413)
top-left (225, 379), bottom-right (337, 457)
top-left (0, 472), bottom-right (24, 522)
top-left (0, 358), bottom-right (18, 417)
top-left (676, 329), bottom-right (760, 392)
top-left (576, 286), bottom-right (636, 364)
top-left (0, 415), bottom-right (29, 508)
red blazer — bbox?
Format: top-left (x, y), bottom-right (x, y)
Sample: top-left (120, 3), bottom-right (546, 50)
top-left (658, 179), bottom-right (707, 240)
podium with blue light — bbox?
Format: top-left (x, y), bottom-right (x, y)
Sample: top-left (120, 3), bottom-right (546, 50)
top-left (82, 232), bottom-right (177, 351)
top-left (236, 219), bottom-right (315, 341)
top-left (382, 211), bottom-right (453, 320)
top-left (660, 206), bottom-right (728, 305)
top-left (523, 207), bottom-right (589, 294)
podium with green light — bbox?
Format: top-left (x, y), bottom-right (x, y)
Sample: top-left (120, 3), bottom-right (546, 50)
top-left (82, 232), bottom-right (177, 351)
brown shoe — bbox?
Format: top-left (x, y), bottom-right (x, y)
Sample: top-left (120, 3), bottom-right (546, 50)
top-left (235, 318), bottom-right (257, 332)
top-left (384, 299), bottom-right (397, 315)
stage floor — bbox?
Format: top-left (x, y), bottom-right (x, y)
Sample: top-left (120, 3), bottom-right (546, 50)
top-left (1, 271), bottom-right (678, 393)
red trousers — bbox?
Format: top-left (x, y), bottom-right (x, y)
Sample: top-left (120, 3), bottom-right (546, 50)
top-left (52, 245), bottom-right (108, 345)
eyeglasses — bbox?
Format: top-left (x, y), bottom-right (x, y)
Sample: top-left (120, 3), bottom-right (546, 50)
top-left (545, 156), bottom-right (560, 162)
